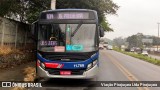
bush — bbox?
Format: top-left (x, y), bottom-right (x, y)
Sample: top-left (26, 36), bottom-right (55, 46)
top-left (0, 46), bottom-right (24, 56)
top-left (113, 48), bottom-right (160, 66)
top-left (0, 46), bottom-right (12, 55)
top-left (0, 46), bottom-right (35, 69)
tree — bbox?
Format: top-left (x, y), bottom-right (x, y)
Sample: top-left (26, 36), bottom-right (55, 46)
top-left (113, 37), bottom-right (126, 48)
top-left (0, 0), bottom-right (31, 23)
top-left (0, 0), bottom-right (119, 31)
top-left (152, 36), bottom-right (160, 46)
top-left (126, 33), bottom-right (143, 49)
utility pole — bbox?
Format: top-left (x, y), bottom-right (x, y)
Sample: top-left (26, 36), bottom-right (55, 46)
top-left (157, 22), bottom-right (160, 52)
top-left (51, 0), bottom-right (56, 10)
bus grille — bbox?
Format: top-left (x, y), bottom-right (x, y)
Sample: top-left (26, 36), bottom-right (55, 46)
top-left (44, 55), bottom-right (88, 61)
top-left (38, 51), bottom-right (98, 61)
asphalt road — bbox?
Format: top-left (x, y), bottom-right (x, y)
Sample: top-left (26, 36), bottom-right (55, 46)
top-left (1, 50), bottom-right (160, 90)
top-left (32, 50), bottom-right (160, 90)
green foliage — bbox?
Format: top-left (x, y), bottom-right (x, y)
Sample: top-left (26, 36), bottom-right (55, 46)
top-left (26, 0), bottom-right (51, 23)
top-left (0, 0), bottom-right (30, 22)
top-left (127, 34), bottom-right (143, 49)
top-left (152, 36), bottom-right (160, 45)
top-left (57, 0), bottom-right (119, 22)
top-left (0, 0), bottom-right (11, 16)
top-left (113, 37), bottom-right (126, 48)
top-left (126, 33), bottom-right (160, 49)
top-left (100, 20), bottom-right (113, 31)
top-left (113, 48), bottom-right (160, 66)
top-left (0, 0), bottom-right (119, 31)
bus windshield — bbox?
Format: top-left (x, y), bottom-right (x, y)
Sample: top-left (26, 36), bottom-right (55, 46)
top-left (38, 24), bottom-right (96, 52)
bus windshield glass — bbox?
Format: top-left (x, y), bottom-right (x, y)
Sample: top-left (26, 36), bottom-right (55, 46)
top-left (38, 24), bottom-right (96, 52)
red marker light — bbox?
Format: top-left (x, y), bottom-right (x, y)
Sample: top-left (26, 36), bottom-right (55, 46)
top-left (44, 63), bottom-right (64, 68)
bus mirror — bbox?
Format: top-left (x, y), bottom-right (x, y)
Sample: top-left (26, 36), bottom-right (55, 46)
top-left (100, 27), bottom-right (104, 37)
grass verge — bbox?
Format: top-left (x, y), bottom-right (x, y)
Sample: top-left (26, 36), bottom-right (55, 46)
top-left (113, 48), bottom-right (160, 66)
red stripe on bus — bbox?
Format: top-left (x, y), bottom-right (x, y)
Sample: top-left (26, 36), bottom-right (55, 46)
top-left (44, 63), bottom-right (59, 68)
top-left (60, 64), bottom-right (64, 68)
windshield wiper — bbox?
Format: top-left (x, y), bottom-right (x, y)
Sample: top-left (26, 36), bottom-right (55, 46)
top-left (71, 22), bottom-right (82, 37)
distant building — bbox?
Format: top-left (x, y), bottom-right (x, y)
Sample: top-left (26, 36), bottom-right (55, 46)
top-left (150, 45), bottom-right (160, 51)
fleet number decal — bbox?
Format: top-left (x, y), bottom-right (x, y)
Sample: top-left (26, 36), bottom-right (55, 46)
top-left (74, 64), bottom-right (84, 68)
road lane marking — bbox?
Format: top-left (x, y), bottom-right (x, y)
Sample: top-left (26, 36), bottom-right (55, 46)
top-left (102, 51), bottom-right (150, 90)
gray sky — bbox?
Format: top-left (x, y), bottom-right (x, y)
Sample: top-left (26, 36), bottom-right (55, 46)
top-left (105, 0), bottom-right (160, 40)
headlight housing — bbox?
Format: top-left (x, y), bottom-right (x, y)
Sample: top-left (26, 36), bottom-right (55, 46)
top-left (87, 63), bottom-right (92, 70)
top-left (37, 60), bottom-right (45, 69)
top-left (93, 60), bottom-right (98, 66)
top-left (40, 62), bottom-right (45, 69)
top-left (86, 59), bottom-right (98, 71)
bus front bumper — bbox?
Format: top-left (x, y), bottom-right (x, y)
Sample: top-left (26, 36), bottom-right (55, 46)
top-left (37, 65), bottom-right (98, 79)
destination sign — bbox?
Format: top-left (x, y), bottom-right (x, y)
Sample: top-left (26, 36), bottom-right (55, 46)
top-left (41, 12), bottom-right (91, 20)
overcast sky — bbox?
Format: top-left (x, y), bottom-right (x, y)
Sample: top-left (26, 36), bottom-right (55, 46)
top-left (105, 0), bottom-right (160, 40)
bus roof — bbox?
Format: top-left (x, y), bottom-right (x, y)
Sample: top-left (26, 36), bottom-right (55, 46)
top-left (41, 9), bottom-right (97, 13)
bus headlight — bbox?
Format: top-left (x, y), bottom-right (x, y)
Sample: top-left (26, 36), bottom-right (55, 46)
top-left (86, 60), bottom-right (98, 71)
top-left (93, 60), bottom-right (97, 66)
top-left (87, 63), bottom-right (92, 70)
top-left (40, 63), bottom-right (45, 69)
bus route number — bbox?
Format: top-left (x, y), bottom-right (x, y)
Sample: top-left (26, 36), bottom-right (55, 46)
top-left (74, 64), bottom-right (84, 68)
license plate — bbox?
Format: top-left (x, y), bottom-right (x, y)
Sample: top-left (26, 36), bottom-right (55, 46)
top-left (60, 71), bottom-right (71, 75)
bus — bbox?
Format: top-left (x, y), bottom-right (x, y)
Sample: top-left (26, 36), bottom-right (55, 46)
top-left (32, 9), bottom-right (104, 79)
